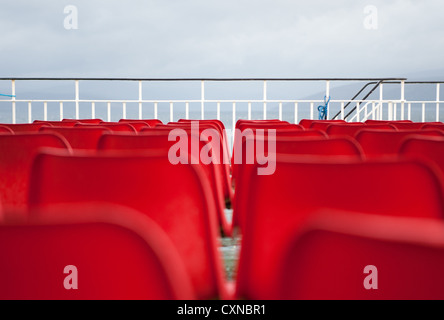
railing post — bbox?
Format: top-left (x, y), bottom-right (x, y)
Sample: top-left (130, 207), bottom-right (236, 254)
top-left (91, 102), bottom-right (95, 119)
top-left (75, 80), bottom-right (80, 119)
top-left (248, 102), bottom-right (252, 120)
top-left (401, 80), bottom-right (405, 120)
top-left (60, 102), bottom-right (64, 121)
top-left (44, 102), bottom-right (48, 121)
top-left (263, 80), bottom-right (267, 120)
top-left (138, 81), bottom-right (143, 120)
top-left (11, 80), bottom-right (16, 124)
top-left (29, 101), bottom-right (33, 123)
top-left (326, 80), bottom-right (330, 119)
top-left (379, 83), bottom-right (384, 120)
top-left (154, 102), bottom-right (158, 119)
top-left (107, 102), bottom-right (111, 122)
top-left (201, 80), bottom-right (205, 120)
top-left (279, 102), bottom-right (283, 121)
top-left (185, 102), bottom-right (189, 120)
top-left (122, 102), bottom-right (127, 119)
top-left (422, 102), bottom-right (426, 122)
top-left (341, 102), bottom-right (345, 120)
top-left (437, 83), bottom-right (440, 121)
top-left (217, 102), bottom-right (221, 120)
top-left (294, 102), bottom-right (298, 124)
top-left (170, 102), bottom-right (174, 122)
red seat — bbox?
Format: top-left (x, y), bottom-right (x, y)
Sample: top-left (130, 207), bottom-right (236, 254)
top-left (422, 123), bottom-right (444, 131)
top-left (356, 129), bottom-right (444, 157)
top-left (0, 203), bottom-right (195, 300)
top-left (390, 122), bottom-right (426, 130)
top-left (143, 126), bottom-right (233, 204)
top-left (276, 211), bottom-right (444, 300)
top-left (235, 156), bottom-right (444, 299)
top-left (235, 119), bottom-right (284, 130)
top-left (40, 127), bottom-right (112, 150)
top-left (0, 125), bottom-right (13, 134)
top-left (34, 120), bottom-right (78, 127)
top-left (97, 132), bottom-right (232, 237)
top-left (29, 149), bottom-right (227, 300)
top-left (232, 138), bottom-right (364, 231)
top-left (309, 120), bottom-right (346, 132)
top-left (0, 133), bottom-right (71, 211)
top-left (365, 120), bottom-right (412, 125)
top-left (63, 119), bottom-right (102, 124)
top-left (119, 119), bottom-right (163, 127)
top-left (1, 123), bottom-right (51, 133)
top-left (326, 123), bottom-right (396, 137)
top-left (75, 123), bottom-right (137, 133)
top-left (400, 136), bottom-right (444, 181)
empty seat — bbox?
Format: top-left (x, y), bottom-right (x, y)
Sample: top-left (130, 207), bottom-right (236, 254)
top-left (40, 127), bottom-right (112, 150)
top-left (309, 120), bottom-right (347, 132)
top-left (422, 123), bottom-right (444, 131)
top-left (276, 211), bottom-right (444, 300)
top-left (235, 156), bottom-right (444, 299)
top-left (75, 123), bottom-right (137, 133)
top-left (326, 123), bottom-right (396, 137)
top-left (34, 120), bottom-right (78, 127)
top-left (0, 126), bottom-right (13, 134)
top-left (400, 136), bottom-right (444, 179)
top-left (0, 133), bottom-right (71, 211)
top-left (98, 132), bottom-right (232, 237)
top-left (390, 122), bottom-right (426, 130)
top-left (356, 129), bottom-right (444, 157)
top-left (1, 123), bottom-right (51, 133)
top-left (365, 120), bottom-right (413, 125)
top-left (29, 149), bottom-right (227, 300)
top-left (235, 119), bottom-right (285, 130)
top-left (63, 119), bottom-right (103, 124)
top-left (0, 203), bottom-right (194, 300)
top-left (232, 138), bottom-right (364, 231)
top-left (119, 119), bottom-right (163, 127)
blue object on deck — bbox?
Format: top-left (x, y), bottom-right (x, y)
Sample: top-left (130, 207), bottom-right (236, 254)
top-left (318, 96), bottom-right (331, 120)
top-left (0, 94), bottom-right (16, 98)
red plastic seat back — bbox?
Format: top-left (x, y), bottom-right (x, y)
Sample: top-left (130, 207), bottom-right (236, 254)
top-left (309, 120), bottom-right (346, 132)
top-left (422, 123), bottom-right (444, 131)
top-left (29, 150), bottom-right (226, 300)
top-left (0, 133), bottom-right (70, 211)
top-left (356, 129), bottom-right (444, 157)
top-left (63, 119), bottom-right (102, 124)
top-left (40, 127), bottom-right (112, 150)
top-left (326, 123), bottom-right (396, 137)
top-left (277, 212), bottom-right (444, 300)
top-left (235, 157), bottom-right (444, 299)
top-left (34, 120), bottom-right (78, 127)
top-left (2, 123), bottom-right (51, 133)
top-left (365, 120), bottom-right (412, 125)
top-left (390, 122), bottom-right (426, 130)
top-left (75, 123), bottom-right (137, 133)
top-left (233, 138), bottom-right (364, 230)
top-left (0, 126), bottom-right (13, 134)
top-left (0, 203), bottom-right (195, 300)
top-left (119, 119), bottom-right (163, 127)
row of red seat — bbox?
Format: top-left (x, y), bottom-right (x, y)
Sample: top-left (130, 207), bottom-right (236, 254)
top-left (2, 118), bottom-right (444, 299)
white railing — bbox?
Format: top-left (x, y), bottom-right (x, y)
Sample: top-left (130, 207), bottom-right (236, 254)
top-left (0, 78), bottom-right (443, 137)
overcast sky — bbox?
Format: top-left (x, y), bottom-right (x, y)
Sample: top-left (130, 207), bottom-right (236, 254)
top-left (0, 0), bottom-right (443, 79)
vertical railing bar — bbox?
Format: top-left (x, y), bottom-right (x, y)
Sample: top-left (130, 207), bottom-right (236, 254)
top-left (232, 102), bottom-right (236, 142)
top-left (326, 80), bottom-right (330, 119)
top-left (44, 101), bottom-right (48, 121)
top-left (122, 102), bottom-right (127, 120)
top-left (59, 102), bottom-right (63, 121)
top-left (436, 83), bottom-right (440, 122)
top-left (422, 102), bottom-right (426, 122)
top-left (154, 102), bottom-right (158, 119)
top-left (29, 101), bottom-right (33, 123)
top-left (356, 102), bottom-right (360, 122)
top-left (341, 102), bottom-right (345, 120)
top-left (379, 84), bottom-right (384, 121)
top-left (263, 80), bottom-right (267, 120)
top-left (138, 81), bottom-right (143, 120)
top-left (248, 102), bottom-right (252, 120)
top-left (107, 102), bottom-right (111, 122)
top-left (372, 102), bottom-right (376, 120)
top-left (408, 102), bottom-right (411, 121)
top-left (279, 102), bottom-right (283, 121)
top-left (310, 102), bottom-right (314, 120)
top-left (75, 80), bottom-right (79, 119)
top-left (394, 103), bottom-right (397, 121)
top-left (401, 80), bottom-right (405, 121)
top-left (217, 102), bottom-right (221, 121)
top-left (294, 102), bottom-right (298, 124)
top-left (201, 80), bottom-right (205, 120)
top-left (185, 102), bottom-right (189, 120)
top-left (91, 102), bottom-right (95, 119)
top-left (170, 102), bottom-right (174, 122)
top-left (11, 80), bottom-right (16, 124)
